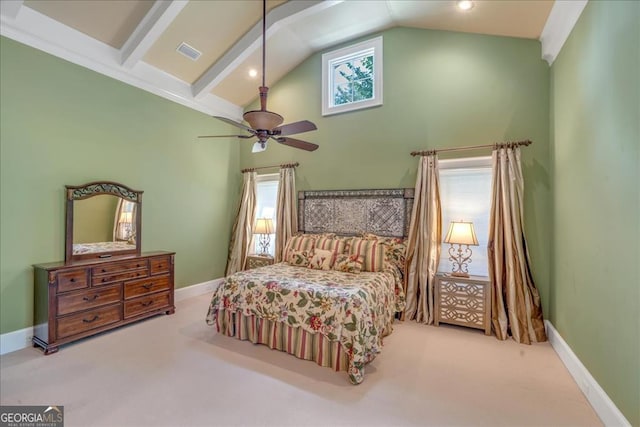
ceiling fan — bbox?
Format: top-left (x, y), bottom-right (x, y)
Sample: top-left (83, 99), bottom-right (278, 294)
top-left (198, 0), bottom-right (318, 153)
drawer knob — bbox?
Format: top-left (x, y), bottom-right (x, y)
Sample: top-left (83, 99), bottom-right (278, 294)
top-left (102, 278), bottom-right (107, 282)
top-left (137, 264), bottom-right (141, 268)
top-left (82, 315), bottom-right (100, 323)
top-left (141, 300), bottom-right (153, 307)
top-left (143, 283), bottom-right (153, 290)
top-left (70, 278), bottom-right (76, 283)
top-left (83, 295), bottom-right (99, 302)
top-left (102, 269), bottom-right (106, 273)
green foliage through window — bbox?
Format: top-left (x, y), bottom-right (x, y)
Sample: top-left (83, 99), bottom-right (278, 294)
top-left (332, 55), bottom-right (374, 106)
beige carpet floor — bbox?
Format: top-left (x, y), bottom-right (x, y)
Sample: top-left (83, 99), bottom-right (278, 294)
top-left (1, 293), bottom-right (601, 427)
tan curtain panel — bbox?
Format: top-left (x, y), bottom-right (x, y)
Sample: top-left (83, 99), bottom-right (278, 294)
top-left (488, 146), bottom-right (546, 343)
top-left (404, 153), bottom-right (442, 323)
top-left (274, 167), bottom-right (298, 263)
top-left (225, 171), bottom-right (257, 276)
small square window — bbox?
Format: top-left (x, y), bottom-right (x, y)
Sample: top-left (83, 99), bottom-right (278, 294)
top-left (322, 36), bottom-right (383, 116)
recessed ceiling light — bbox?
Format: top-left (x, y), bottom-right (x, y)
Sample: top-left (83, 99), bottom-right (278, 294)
top-left (248, 69), bottom-right (258, 78)
top-left (456, 0), bottom-right (474, 11)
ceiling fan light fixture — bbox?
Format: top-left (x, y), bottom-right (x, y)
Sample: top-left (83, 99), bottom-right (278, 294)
top-left (252, 141), bottom-right (267, 153)
top-left (456, 0), bottom-right (474, 11)
top-left (243, 109), bottom-right (284, 131)
top-left (248, 68), bottom-right (258, 78)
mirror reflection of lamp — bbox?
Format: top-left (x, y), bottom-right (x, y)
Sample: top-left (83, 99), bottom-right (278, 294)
top-left (443, 220), bottom-right (479, 277)
top-left (118, 211), bottom-right (133, 240)
top-left (254, 218), bottom-right (274, 256)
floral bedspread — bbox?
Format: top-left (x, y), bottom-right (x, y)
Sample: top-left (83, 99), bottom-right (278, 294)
top-left (206, 263), bottom-right (404, 384)
top-left (72, 241), bottom-right (135, 254)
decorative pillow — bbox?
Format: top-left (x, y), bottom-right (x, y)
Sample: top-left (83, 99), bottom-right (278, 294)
top-left (308, 248), bottom-right (334, 270)
top-left (283, 234), bottom-right (317, 257)
top-left (286, 249), bottom-right (311, 267)
top-left (314, 236), bottom-right (347, 258)
top-left (347, 238), bottom-right (387, 272)
top-left (361, 233), bottom-right (407, 273)
top-left (333, 254), bottom-right (364, 274)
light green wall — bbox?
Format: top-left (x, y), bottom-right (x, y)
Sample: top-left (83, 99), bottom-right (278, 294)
top-left (0, 37), bottom-right (240, 334)
top-left (241, 26), bottom-right (552, 316)
top-left (550, 1), bottom-right (640, 425)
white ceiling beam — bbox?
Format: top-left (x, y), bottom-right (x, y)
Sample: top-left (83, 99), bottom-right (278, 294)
top-left (0, 0), bottom-right (24, 20)
top-left (192, 0), bottom-right (344, 99)
top-left (0, 4), bottom-right (242, 120)
top-left (120, 0), bottom-right (189, 68)
top-left (540, 0), bottom-right (588, 65)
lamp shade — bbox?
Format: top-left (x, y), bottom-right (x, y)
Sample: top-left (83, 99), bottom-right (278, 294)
top-left (254, 218), bottom-right (274, 234)
top-left (444, 221), bottom-right (479, 246)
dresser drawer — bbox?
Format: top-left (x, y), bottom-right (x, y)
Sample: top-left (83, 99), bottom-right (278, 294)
top-left (150, 256), bottom-right (171, 275)
top-left (92, 259), bottom-right (148, 275)
top-left (57, 269), bottom-right (89, 293)
top-left (92, 270), bottom-right (147, 286)
top-left (57, 285), bottom-right (122, 316)
top-left (124, 291), bottom-right (170, 319)
top-left (57, 304), bottom-right (121, 339)
top-left (124, 275), bottom-right (170, 300)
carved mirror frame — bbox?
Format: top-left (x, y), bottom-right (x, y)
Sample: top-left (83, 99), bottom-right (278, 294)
top-left (65, 181), bottom-right (143, 263)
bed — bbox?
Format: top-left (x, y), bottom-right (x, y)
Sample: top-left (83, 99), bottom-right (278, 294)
top-left (206, 188), bottom-right (414, 384)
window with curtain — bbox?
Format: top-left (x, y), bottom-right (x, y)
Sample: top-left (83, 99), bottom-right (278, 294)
top-left (438, 157), bottom-right (492, 277)
top-left (252, 174), bottom-right (279, 256)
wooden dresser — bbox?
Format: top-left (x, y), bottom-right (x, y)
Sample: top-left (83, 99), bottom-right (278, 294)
top-left (33, 251), bottom-right (175, 354)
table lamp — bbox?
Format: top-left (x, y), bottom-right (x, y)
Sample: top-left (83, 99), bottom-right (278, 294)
top-left (443, 220), bottom-right (479, 277)
top-left (254, 218), bottom-right (274, 256)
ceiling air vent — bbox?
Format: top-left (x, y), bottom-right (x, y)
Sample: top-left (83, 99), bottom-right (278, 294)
top-left (176, 42), bottom-right (201, 61)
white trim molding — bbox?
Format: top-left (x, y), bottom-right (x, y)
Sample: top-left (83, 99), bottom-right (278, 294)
top-left (174, 278), bottom-right (223, 302)
top-left (0, 326), bottom-right (33, 356)
top-left (539, 0), bottom-right (589, 65)
top-left (545, 320), bottom-right (631, 427)
top-left (0, 278), bottom-right (223, 356)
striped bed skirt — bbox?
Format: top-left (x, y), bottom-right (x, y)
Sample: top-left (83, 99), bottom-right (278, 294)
top-left (215, 309), bottom-right (350, 373)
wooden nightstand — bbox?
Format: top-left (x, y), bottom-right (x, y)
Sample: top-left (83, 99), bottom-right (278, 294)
top-left (434, 273), bottom-right (492, 335)
top-left (246, 254), bottom-right (274, 270)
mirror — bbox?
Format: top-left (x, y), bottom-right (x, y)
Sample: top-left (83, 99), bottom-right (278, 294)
top-left (65, 181), bottom-right (143, 262)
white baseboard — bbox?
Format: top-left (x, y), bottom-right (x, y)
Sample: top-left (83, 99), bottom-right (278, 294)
top-left (0, 278), bottom-right (224, 356)
top-left (545, 320), bottom-right (630, 427)
top-left (0, 326), bottom-right (33, 356)
top-left (174, 278), bottom-right (223, 302)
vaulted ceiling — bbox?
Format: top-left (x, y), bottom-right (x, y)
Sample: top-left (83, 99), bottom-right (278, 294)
top-left (1, 1), bottom-right (583, 121)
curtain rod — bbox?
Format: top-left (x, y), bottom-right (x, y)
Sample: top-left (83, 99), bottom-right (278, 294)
top-left (241, 162), bottom-right (299, 173)
top-left (410, 140), bottom-right (532, 156)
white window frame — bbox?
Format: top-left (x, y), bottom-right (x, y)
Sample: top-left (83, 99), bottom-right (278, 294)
top-left (252, 173), bottom-right (279, 256)
top-left (438, 156), bottom-right (493, 277)
top-left (322, 36), bottom-right (383, 116)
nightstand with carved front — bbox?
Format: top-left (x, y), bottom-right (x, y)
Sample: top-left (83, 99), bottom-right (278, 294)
top-left (246, 254), bottom-right (274, 270)
top-left (434, 273), bottom-right (492, 335)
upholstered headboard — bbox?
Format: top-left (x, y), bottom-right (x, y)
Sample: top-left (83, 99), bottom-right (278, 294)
top-left (298, 188), bottom-right (414, 238)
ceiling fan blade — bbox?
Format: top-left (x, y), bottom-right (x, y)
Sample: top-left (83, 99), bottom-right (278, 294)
top-left (273, 137), bottom-right (319, 152)
top-left (273, 120), bottom-right (317, 136)
top-left (213, 116), bottom-right (255, 133)
top-left (252, 141), bottom-right (267, 153)
top-left (197, 134), bottom-right (254, 139)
